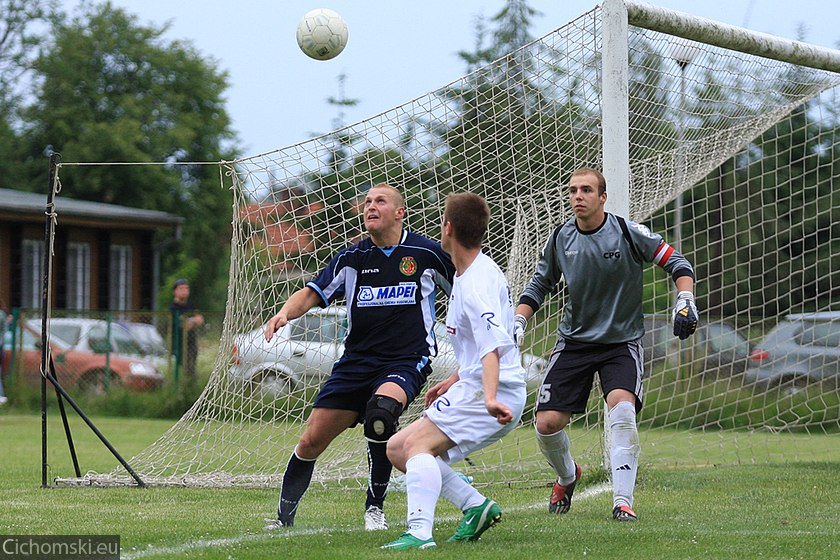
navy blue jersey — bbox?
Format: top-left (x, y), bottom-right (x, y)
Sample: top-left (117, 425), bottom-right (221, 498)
top-left (307, 230), bottom-right (455, 359)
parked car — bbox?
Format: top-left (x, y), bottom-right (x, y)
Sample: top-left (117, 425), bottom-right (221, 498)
top-left (3, 320), bottom-right (164, 393)
top-left (746, 312), bottom-right (840, 388)
top-left (642, 315), bottom-right (752, 377)
top-left (34, 318), bottom-right (166, 370)
top-left (229, 308), bottom-right (546, 396)
top-left (118, 321), bottom-right (169, 369)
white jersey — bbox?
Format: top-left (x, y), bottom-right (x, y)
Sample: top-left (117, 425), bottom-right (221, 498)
top-left (444, 252), bottom-right (526, 386)
top-left (428, 251), bottom-right (526, 463)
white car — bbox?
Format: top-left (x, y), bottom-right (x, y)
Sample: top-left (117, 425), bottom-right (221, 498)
top-left (118, 321), bottom-right (169, 369)
top-left (229, 308), bottom-right (546, 396)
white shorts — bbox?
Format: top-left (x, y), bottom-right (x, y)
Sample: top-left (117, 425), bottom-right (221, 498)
top-left (425, 375), bottom-right (526, 464)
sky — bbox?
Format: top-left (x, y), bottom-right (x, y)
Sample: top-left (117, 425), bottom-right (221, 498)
top-left (66, 0), bottom-right (840, 158)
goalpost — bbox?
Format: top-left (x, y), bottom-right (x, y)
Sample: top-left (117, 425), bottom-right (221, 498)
top-left (58, 0), bottom-right (840, 487)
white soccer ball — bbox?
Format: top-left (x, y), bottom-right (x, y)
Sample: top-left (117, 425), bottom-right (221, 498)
top-left (296, 8), bottom-right (349, 61)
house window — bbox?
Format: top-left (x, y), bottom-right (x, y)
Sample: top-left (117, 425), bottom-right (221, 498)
top-left (109, 244), bottom-right (132, 311)
top-left (66, 242), bottom-right (91, 310)
top-left (21, 239), bottom-right (44, 309)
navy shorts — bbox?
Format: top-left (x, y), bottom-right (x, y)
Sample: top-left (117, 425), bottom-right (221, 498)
top-left (313, 352), bottom-right (432, 424)
top-left (536, 337), bottom-right (644, 414)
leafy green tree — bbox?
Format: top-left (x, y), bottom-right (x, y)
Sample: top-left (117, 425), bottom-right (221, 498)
top-left (457, 0), bottom-right (541, 69)
top-left (17, 2), bottom-right (239, 310)
top-left (0, 0), bottom-right (59, 185)
top-left (0, 0), bottom-right (58, 113)
top-left (439, 0), bottom-right (597, 270)
top-left (658, 56), bottom-right (840, 320)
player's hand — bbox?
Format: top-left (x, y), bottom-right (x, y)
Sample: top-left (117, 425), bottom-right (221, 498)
top-left (513, 314), bottom-right (527, 347)
top-left (264, 312), bottom-right (289, 342)
top-left (485, 399), bottom-right (513, 424)
top-left (425, 373), bottom-right (458, 408)
top-left (672, 291), bottom-right (699, 340)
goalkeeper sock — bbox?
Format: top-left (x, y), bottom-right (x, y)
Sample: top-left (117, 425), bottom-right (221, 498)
top-left (404, 453), bottom-right (441, 540)
top-left (535, 427), bottom-right (577, 485)
top-left (609, 401), bottom-right (640, 508)
top-left (278, 450), bottom-right (316, 524)
top-left (437, 457), bottom-right (484, 511)
top-left (366, 440), bottom-right (391, 509)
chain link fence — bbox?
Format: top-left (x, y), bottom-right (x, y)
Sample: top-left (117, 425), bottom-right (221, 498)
top-left (1, 308), bottom-right (224, 398)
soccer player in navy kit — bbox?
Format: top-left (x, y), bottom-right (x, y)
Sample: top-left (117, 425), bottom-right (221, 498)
top-left (263, 183), bottom-right (455, 531)
top-left (381, 192), bottom-right (526, 550)
top-left (514, 168), bottom-right (698, 522)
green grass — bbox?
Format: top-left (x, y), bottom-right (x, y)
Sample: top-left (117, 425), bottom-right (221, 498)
top-left (1, 413), bottom-right (838, 559)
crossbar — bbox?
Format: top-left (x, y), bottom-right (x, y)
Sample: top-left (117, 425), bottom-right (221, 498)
top-left (625, 0), bottom-right (840, 73)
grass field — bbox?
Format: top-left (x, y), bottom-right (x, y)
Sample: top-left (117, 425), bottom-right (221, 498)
top-left (1, 413), bottom-right (837, 559)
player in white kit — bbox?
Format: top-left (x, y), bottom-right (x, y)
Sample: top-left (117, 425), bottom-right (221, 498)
top-left (381, 192), bottom-right (527, 551)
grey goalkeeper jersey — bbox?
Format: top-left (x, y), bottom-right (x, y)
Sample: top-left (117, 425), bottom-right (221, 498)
top-left (520, 213), bottom-right (694, 344)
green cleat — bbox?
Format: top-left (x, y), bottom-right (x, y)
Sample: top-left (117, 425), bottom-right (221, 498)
top-left (447, 498), bottom-right (502, 542)
top-left (380, 533), bottom-right (437, 550)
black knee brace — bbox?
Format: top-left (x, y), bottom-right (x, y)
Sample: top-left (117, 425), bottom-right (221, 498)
top-left (364, 395), bottom-right (403, 442)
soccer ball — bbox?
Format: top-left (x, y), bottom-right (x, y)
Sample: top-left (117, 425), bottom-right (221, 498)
top-left (296, 8), bottom-right (349, 61)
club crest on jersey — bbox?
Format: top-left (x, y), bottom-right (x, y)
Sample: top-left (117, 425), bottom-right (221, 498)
top-left (357, 283), bottom-right (417, 307)
top-left (399, 256), bottom-right (417, 276)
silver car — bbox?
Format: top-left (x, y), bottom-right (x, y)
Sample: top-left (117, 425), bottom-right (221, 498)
top-left (746, 312), bottom-right (840, 389)
top-left (229, 308), bottom-right (546, 396)
top-left (643, 315), bottom-right (752, 378)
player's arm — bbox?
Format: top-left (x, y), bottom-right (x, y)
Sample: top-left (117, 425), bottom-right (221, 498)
top-left (675, 275), bottom-right (693, 293)
top-left (425, 369), bottom-right (459, 408)
top-left (624, 220), bottom-right (699, 339)
top-left (513, 302), bottom-right (536, 346)
top-left (672, 274), bottom-right (698, 339)
top-left (481, 349), bottom-right (513, 424)
top-left (264, 287), bottom-right (321, 341)
top-left (515, 229), bottom-right (562, 345)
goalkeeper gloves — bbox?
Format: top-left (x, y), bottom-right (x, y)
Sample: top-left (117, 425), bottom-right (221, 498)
top-left (672, 291), bottom-right (699, 340)
top-left (514, 314), bottom-right (527, 346)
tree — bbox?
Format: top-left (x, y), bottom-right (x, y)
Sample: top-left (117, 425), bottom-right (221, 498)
top-left (18, 2), bottom-right (239, 310)
top-left (457, 0), bottom-right (541, 70)
top-left (0, 0), bottom-right (58, 113)
top-left (0, 0), bottom-right (59, 184)
top-left (438, 0), bottom-right (598, 271)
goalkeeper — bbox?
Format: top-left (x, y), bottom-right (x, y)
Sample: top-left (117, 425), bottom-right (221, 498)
top-left (514, 167), bottom-right (697, 522)
top-left (262, 183), bottom-right (455, 531)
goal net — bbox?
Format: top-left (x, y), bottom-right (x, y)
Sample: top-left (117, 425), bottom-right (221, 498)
top-left (62, 1), bottom-right (840, 487)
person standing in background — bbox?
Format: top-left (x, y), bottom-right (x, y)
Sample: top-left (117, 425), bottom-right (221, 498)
top-left (170, 279), bottom-right (205, 387)
top-left (0, 300), bottom-right (11, 406)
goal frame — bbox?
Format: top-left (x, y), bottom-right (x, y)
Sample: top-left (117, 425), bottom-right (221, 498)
top-left (603, 0), bottom-right (840, 219)
top-left (48, 0), bottom-right (840, 488)
top-left (599, 0), bottom-right (840, 474)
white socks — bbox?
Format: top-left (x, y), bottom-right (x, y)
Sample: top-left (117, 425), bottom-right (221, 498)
top-left (405, 453), bottom-right (441, 540)
top-left (535, 427), bottom-right (577, 485)
top-left (404, 454), bottom-right (487, 540)
top-left (437, 457), bottom-right (484, 511)
top-left (609, 401), bottom-right (640, 508)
